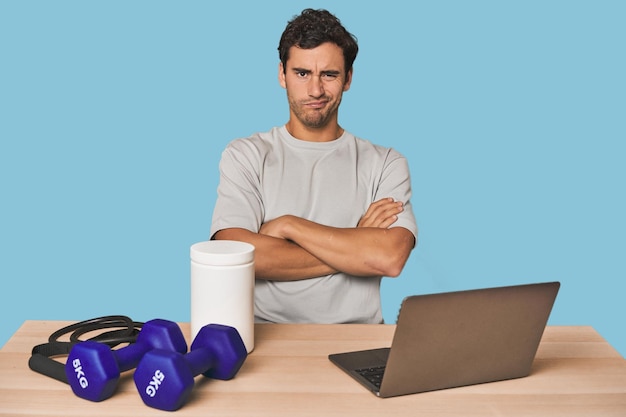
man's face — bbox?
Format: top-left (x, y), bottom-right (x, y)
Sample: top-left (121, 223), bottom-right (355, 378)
top-left (279, 42), bottom-right (352, 133)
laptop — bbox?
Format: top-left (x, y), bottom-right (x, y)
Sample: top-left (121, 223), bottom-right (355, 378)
top-left (329, 281), bottom-right (560, 398)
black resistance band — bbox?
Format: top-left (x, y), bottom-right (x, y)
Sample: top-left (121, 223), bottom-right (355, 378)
top-left (28, 315), bottom-right (144, 384)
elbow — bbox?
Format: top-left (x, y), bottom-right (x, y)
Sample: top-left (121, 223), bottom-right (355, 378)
top-left (361, 253), bottom-right (406, 278)
top-left (386, 267), bottom-right (403, 278)
top-left (369, 245), bottom-right (411, 277)
top-left (379, 231), bottom-right (416, 277)
top-left (381, 254), bottom-right (409, 277)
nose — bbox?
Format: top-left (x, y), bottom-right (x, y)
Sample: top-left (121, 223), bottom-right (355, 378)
top-left (308, 76), bottom-right (324, 98)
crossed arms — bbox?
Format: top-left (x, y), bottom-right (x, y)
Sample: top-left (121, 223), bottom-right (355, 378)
top-left (213, 198), bottom-right (416, 281)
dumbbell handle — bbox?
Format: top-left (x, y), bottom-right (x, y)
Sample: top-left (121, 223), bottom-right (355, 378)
top-left (112, 342), bottom-right (151, 372)
top-left (183, 347), bottom-right (218, 378)
top-left (112, 319), bottom-right (186, 372)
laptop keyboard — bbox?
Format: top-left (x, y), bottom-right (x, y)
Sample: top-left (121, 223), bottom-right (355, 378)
top-left (355, 365), bottom-right (386, 389)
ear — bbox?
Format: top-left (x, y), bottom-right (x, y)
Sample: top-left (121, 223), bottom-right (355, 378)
top-left (343, 68), bottom-right (353, 92)
top-left (278, 62), bottom-right (287, 89)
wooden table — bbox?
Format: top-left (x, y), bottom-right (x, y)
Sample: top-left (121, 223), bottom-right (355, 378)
top-left (1, 322), bottom-right (625, 416)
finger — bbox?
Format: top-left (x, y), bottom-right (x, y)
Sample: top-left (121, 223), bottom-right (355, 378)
top-left (364, 198), bottom-right (398, 218)
top-left (376, 202), bottom-right (403, 226)
top-left (358, 199), bottom-right (403, 228)
top-left (369, 200), bottom-right (403, 220)
top-left (377, 214), bottom-right (399, 229)
top-left (360, 200), bottom-right (400, 224)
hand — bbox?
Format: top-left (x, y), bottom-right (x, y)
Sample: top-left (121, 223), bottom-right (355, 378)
top-left (357, 198), bottom-right (404, 228)
top-left (259, 215), bottom-right (291, 240)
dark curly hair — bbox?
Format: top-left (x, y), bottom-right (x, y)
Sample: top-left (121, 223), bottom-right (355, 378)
top-left (278, 9), bottom-right (359, 76)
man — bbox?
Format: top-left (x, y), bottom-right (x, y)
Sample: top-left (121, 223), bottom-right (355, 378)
top-left (210, 9), bottom-right (417, 324)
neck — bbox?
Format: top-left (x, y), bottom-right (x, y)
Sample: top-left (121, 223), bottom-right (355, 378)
top-left (285, 119), bottom-right (344, 143)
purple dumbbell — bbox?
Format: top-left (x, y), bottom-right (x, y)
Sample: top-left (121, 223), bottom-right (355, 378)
top-left (133, 323), bottom-right (247, 411)
top-left (65, 319), bottom-right (187, 402)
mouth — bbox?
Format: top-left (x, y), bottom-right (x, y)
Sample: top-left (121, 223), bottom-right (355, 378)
top-left (304, 100), bottom-right (328, 109)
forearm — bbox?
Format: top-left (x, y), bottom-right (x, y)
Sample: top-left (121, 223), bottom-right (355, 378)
top-left (212, 228), bottom-right (336, 281)
top-left (271, 216), bottom-right (415, 277)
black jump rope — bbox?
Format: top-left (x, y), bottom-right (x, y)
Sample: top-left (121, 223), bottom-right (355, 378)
top-left (28, 315), bottom-right (144, 383)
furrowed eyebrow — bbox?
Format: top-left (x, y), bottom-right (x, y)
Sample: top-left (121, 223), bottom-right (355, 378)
top-left (290, 68), bottom-right (341, 76)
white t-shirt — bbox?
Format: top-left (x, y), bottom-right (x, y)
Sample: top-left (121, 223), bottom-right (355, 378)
top-left (210, 125), bottom-right (417, 324)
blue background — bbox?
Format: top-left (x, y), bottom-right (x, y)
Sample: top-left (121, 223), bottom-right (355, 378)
top-left (1, 1), bottom-right (624, 357)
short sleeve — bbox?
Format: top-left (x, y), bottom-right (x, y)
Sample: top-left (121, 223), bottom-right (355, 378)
top-left (210, 139), bottom-right (265, 238)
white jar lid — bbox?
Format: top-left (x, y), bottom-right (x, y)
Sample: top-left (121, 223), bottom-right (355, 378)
top-left (190, 240), bottom-right (255, 266)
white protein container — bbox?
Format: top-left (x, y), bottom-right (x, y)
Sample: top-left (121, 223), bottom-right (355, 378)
top-left (190, 240), bottom-right (255, 352)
